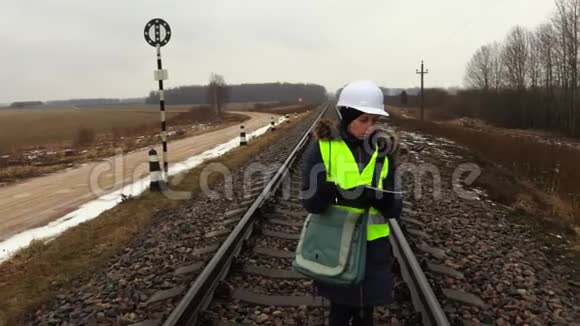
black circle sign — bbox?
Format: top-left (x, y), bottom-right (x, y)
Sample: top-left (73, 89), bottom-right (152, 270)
top-left (144, 18), bottom-right (171, 47)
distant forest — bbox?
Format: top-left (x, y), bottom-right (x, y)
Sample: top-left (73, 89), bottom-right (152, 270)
top-left (460, 0), bottom-right (580, 137)
top-left (6, 83), bottom-right (327, 109)
top-left (45, 98), bottom-right (145, 107)
top-left (6, 98), bottom-right (146, 108)
top-left (145, 82), bottom-right (327, 105)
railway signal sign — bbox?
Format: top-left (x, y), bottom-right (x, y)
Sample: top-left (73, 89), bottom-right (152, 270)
top-left (144, 18), bottom-right (172, 178)
top-left (144, 18), bottom-right (172, 47)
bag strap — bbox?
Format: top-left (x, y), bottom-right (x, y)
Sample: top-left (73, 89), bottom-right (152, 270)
top-left (372, 150), bottom-right (386, 188)
top-left (327, 140), bottom-right (331, 180)
top-left (359, 148), bottom-right (386, 220)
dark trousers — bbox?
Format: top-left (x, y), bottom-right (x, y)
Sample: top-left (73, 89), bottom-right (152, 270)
top-left (329, 303), bottom-right (374, 326)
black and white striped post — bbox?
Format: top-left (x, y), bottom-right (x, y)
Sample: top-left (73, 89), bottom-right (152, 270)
top-left (148, 148), bottom-right (166, 192)
top-left (144, 18), bottom-right (172, 179)
top-left (270, 116), bottom-right (275, 131)
top-left (240, 125), bottom-right (247, 146)
top-left (156, 43), bottom-right (169, 178)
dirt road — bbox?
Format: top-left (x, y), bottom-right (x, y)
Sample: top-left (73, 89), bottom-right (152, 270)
top-left (0, 111), bottom-right (275, 241)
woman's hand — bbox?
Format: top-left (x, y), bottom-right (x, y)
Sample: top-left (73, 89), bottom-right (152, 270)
top-left (335, 185), bottom-right (370, 208)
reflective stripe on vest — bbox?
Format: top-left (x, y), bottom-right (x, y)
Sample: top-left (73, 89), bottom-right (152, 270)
top-left (319, 140), bottom-right (390, 241)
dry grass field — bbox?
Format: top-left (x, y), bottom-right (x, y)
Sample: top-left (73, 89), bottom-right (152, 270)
top-left (0, 103), bottom-right (316, 185)
top-left (0, 105), bottom-right (192, 152)
top-left (0, 105), bottom-right (252, 185)
top-left (390, 114), bottom-right (580, 228)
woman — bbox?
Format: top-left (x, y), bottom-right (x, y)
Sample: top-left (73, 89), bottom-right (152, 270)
top-left (301, 81), bottom-right (402, 326)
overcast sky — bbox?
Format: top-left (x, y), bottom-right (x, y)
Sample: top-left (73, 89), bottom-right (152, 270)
top-left (0, 0), bottom-right (555, 103)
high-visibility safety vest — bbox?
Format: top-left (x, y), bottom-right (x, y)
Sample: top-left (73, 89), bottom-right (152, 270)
top-left (319, 139), bottom-right (391, 241)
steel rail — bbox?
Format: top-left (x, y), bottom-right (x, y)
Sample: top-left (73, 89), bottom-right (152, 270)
top-left (163, 103), bottom-right (329, 326)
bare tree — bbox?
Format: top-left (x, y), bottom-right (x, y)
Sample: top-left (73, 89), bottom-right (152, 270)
top-left (489, 42), bottom-right (505, 91)
top-left (464, 43), bottom-right (504, 91)
top-left (552, 12), bottom-right (570, 91)
top-left (208, 73), bottom-right (228, 118)
top-left (553, 0), bottom-right (580, 134)
top-left (464, 45), bottom-right (494, 90)
top-left (501, 26), bottom-right (530, 90)
top-left (527, 30), bottom-right (542, 89)
top-left (536, 23), bottom-right (556, 93)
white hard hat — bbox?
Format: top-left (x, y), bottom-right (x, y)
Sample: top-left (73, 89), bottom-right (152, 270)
top-left (337, 80), bottom-right (389, 117)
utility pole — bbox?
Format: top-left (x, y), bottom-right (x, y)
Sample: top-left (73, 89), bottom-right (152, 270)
top-left (416, 60), bottom-right (429, 121)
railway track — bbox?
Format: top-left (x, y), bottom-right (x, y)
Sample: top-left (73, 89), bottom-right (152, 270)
top-left (162, 104), bottom-right (450, 326)
top-left (29, 103), bottom-right (579, 325)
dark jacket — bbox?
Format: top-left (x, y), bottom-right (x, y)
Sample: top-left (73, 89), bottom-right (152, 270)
top-left (301, 119), bottom-right (402, 218)
top-left (300, 119), bottom-right (402, 307)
